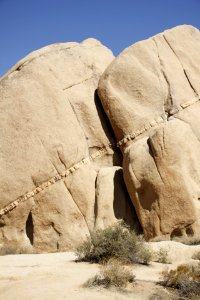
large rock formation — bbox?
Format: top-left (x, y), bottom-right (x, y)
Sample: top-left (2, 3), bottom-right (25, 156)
top-left (1, 25), bottom-right (200, 252)
top-left (98, 25), bottom-right (200, 240)
top-left (0, 39), bottom-right (137, 252)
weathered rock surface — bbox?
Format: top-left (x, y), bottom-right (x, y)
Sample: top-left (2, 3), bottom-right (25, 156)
top-left (0, 39), bottom-right (136, 252)
top-left (1, 25), bottom-right (200, 251)
top-left (98, 25), bottom-right (200, 239)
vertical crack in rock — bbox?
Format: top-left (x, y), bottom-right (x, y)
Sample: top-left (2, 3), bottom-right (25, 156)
top-left (67, 98), bottom-right (89, 147)
top-left (50, 221), bottom-right (61, 250)
top-left (162, 127), bottom-right (166, 155)
top-left (163, 34), bottom-right (199, 99)
top-left (94, 170), bottom-right (99, 227)
top-left (37, 136), bottom-right (60, 174)
top-left (153, 38), bottom-right (172, 116)
top-left (26, 211), bottom-right (34, 245)
top-left (57, 150), bottom-right (67, 169)
top-left (63, 180), bottom-right (90, 233)
top-left (130, 165), bottom-right (141, 185)
top-left (154, 159), bottom-right (165, 185)
top-left (51, 221), bottom-right (61, 236)
top-left (156, 200), bottom-right (162, 236)
top-left (148, 138), bottom-right (165, 184)
top-left (94, 90), bottom-right (122, 165)
top-left (183, 69), bottom-right (199, 98)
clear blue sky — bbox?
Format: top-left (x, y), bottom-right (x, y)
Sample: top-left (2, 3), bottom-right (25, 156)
top-left (0, 0), bottom-right (200, 77)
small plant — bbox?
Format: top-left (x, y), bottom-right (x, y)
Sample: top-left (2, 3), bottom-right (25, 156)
top-left (192, 250), bottom-right (200, 260)
top-left (161, 263), bottom-right (200, 299)
top-left (136, 245), bottom-right (153, 265)
top-left (155, 248), bottom-right (171, 264)
top-left (75, 221), bottom-right (152, 265)
top-left (83, 259), bottom-right (135, 288)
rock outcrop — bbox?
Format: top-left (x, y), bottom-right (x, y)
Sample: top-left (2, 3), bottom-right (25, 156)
top-left (1, 25), bottom-right (200, 251)
top-left (0, 39), bottom-right (136, 252)
top-left (98, 25), bottom-right (200, 239)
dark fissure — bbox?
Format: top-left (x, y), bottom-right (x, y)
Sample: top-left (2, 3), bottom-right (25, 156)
top-left (26, 212), bottom-right (34, 245)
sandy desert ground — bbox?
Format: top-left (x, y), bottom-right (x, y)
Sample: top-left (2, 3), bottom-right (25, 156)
top-left (0, 241), bottom-right (200, 300)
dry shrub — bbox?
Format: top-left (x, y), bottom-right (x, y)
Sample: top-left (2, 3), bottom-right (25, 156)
top-left (83, 259), bottom-right (135, 288)
top-left (161, 263), bottom-right (200, 299)
top-left (155, 248), bottom-right (171, 264)
top-left (136, 245), bottom-right (154, 265)
top-left (75, 221), bottom-right (153, 265)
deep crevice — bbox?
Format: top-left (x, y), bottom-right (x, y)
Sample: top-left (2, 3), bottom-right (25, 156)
top-left (26, 211), bottom-right (34, 245)
top-left (113, 168), bottom-right (142, 233)
top-left (186, 226), bottom-right (194, 236)
top-left (94, 90), bottom-right (122, 165)
top-left (170, 228), bottom-right (182, 238)
top-left (94, 171), bottom-right (99, 226)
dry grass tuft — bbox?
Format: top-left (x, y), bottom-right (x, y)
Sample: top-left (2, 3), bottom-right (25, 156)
top-left (161, 263), bottom-right (200, 299)
top-left (154, 248), bottom-right (171, 264)
top-left (83, 259), bottom-right (135, 289)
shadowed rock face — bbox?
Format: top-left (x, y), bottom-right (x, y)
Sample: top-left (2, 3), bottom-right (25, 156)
top-left (98, 25), bottom-right (200, 240)
top-left (0, 38), bottom-right (138, 252)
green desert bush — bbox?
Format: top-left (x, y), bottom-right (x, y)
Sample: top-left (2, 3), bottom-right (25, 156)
top-left (155, 248), bottom-right (171, 264)
top-left (75, 221), bottom-right (153, 265)
top-left (161, 263), bottom-right (200, 299)
top-left (136, 245), bottom-right (153, 265)
top-left (83, 259), bottom-right (135, 288)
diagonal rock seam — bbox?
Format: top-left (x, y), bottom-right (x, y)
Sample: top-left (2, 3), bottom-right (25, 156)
top-left (1, 55), bottom-right (199, 217)
top-left (0, 143), bottom-right (114, 218)
top-left (63, 76), bottom-right (94, 90)
top-left (117, 96), bottom-right (200, 147)
top-left (117, 30), bottom-right (200, 148)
